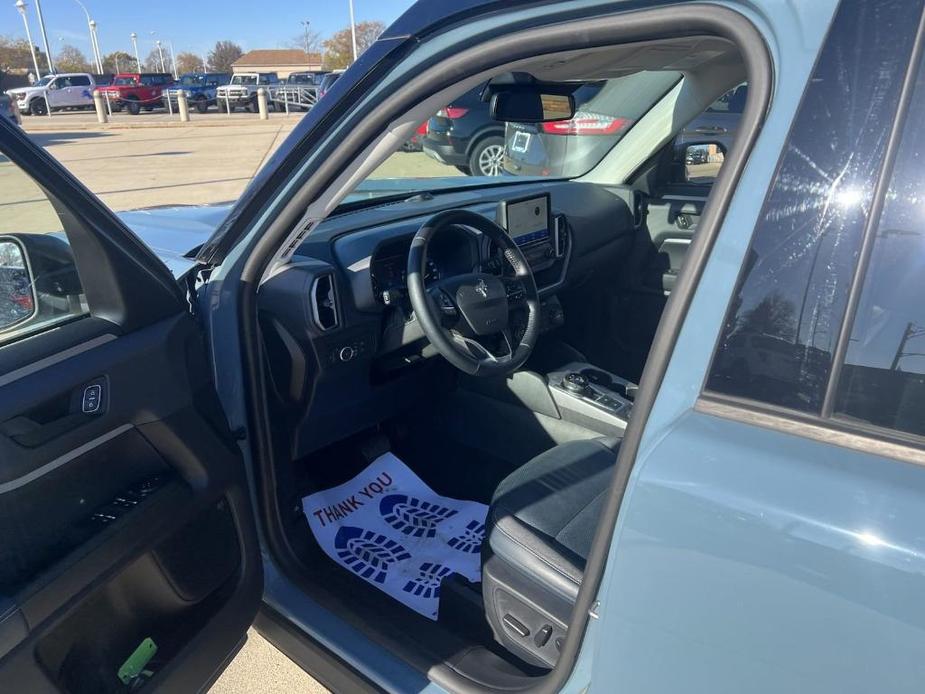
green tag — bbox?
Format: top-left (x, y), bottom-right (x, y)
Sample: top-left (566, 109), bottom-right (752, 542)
top-left (117, 637), bottom-right (157, 685)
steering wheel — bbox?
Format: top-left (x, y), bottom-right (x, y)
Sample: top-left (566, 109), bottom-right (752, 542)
top-left (407, 209), bottom-right (541, 377)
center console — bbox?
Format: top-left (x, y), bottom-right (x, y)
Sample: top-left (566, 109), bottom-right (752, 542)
top-left (547, 362), bottom-right (637, 436)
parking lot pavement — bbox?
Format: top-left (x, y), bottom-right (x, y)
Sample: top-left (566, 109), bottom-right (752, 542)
top-left (6, 118), bottom-right (460, 233)
top-left (209, 629), bottom-right (329, 694)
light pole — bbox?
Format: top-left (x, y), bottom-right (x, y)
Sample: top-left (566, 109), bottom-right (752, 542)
top-left (130, 32), bottom-right (140, 70)
top-left (300, 19), bottom-right (311, 55)
top-left (155, 39), bottom-right (165, 73)
top-left (72, 0), bottom-right (103, 73)
top-left (32, 0), bottom-right (54, 73)
top-left (167, 40), bottom-right (178, 79)
top-left (14, 0), bottom-right (42, 79)
top-left (88, 20), bottom-right (103, 73)
top-left (348, 0), bottom-right (357, 62)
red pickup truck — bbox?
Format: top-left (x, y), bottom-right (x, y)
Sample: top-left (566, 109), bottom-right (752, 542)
top-left (97, 73), bottom-right (174, 115)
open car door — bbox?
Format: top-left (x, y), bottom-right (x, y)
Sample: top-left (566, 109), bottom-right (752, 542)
top-left (0, 118), bottom-right (260, 691)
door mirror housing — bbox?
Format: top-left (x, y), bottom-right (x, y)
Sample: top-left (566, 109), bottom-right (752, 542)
top-left (0, 238), bottom-right (37, 333)
top-left (490, 91), bottom-right (575, 123)
top-left (673, 141), bottom-right (727, 184)
top-left (0, 234), bottom-right (83, 339)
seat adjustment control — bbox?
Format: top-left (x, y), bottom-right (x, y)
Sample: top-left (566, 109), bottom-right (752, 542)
top-left (534, 624), bottom-right (553, 647)
top-left (502, 614), bottom-right (529, 638)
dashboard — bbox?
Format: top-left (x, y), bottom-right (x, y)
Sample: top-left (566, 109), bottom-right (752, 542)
top-left (256, 180), bottom-right (637, 456)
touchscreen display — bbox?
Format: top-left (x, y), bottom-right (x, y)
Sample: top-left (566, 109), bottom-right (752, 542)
top-left (502, 196), bottom-right (550, 245)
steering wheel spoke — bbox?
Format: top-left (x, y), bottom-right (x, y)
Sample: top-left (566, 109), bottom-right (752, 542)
top-left (450, 328), bottom-right (515, 365)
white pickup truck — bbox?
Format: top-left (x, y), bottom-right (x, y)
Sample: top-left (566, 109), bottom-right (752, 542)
top-left (6, 73), bottom-right (98, 116)
top-left (215, 73), bottom-right (280, 113)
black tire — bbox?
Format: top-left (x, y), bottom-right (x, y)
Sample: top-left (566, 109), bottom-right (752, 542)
top-left (468, 136), bottom-right (505, 177)
top-left (195, 97), bottom-right (208, 114)
top-left (30, 98), bottom-right (47, 116)
top-left (455, 165), bottom-right (472, 175)
top-left (245, 97), bottom-right (257, 113)
top-left (127, 98), bottom-right (141, 115)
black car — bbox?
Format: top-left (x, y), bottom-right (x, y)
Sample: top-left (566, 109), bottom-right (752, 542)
top-left (422, 85), bottom-right (505, 176)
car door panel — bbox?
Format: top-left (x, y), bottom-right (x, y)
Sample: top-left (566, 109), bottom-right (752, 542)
top-left (0, 118), bottom-right (260, 691)
top-left (0, 312), bottom-right (260, 692)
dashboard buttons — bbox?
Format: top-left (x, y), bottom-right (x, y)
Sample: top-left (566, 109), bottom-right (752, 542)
top-left (81, 383), bottom-right (103, 414)
top-left (329, 339), bottom-right (369, 365)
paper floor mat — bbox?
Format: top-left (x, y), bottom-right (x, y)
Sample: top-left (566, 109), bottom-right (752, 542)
top-left (302, 452), bottom-right (488, 620)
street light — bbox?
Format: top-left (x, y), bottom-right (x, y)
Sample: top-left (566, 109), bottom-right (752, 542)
top-left (155, 39), bottom-right (165, 73)
top-left (71, 0), bottom-right (103, 73)
top-left (167, 40), bottom-right (178, 79)
top-left (130, 32), bottom-right (140, 70)
top-left (14, 0), bottom-right (42, 79)
top-left (348, 0), bottom-right (358, 62)
top-left (32, 0), bottom-right (54, 73)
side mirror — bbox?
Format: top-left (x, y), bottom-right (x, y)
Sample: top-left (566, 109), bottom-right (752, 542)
top-left (674, 141), bottom-right (726, 184)
top-left (47, 81), bottom-right (58, 90)
top-left (0, 237), bottom-right (37, 334)
top-left (490, 91), bottom-right (575, 123)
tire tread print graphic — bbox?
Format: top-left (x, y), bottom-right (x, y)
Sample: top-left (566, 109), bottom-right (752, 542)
top-left (380, 494), bottom-right (457, 538)
top-left (334, 526), bottom-right (411, 584)
top-left (446, 520), bottom-right (486, 554)
top-left (403, 562), bottom-right (452, 599)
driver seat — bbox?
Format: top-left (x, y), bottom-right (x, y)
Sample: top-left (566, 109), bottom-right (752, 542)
top-left (481, 437), bottom-right (621, 668)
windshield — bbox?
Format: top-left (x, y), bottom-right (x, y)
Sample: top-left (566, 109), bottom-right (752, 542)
top-left (231, 75), bottom-right (257, 85)
top-left (113, 76), bottom-right (137, 86)
top-left (179, 75), bottom-right (204, 86)
top-left (350, 70), bottom-right (682, 204)
top-left (32, 76), bottom-right (53, 87)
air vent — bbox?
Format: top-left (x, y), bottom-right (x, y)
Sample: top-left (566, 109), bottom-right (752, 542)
top-left (311, 274), bottom-right (339, 331)
top-left (554, 214), bottom-right (569, 258)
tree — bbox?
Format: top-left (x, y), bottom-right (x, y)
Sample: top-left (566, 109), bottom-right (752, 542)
top-left (322, 20), bottom-right (385, 69)
top-left (290, 27), bottom-right (323, 56)
top-left (0, 35), bottom-right (49, 76)
top-left (102, 51), bottom-right (136, 74)
top-left (143, 47), bottom-right (167, 72)
top-left (175, 51), bottom-right (205, 75)
top-left (207, 40), bottom-right (243, 73)
top-left (56, 44), bottom-right (91, 73)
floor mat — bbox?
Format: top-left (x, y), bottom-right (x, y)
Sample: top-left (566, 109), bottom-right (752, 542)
top-left (302, 452), bottom-right (488, 620)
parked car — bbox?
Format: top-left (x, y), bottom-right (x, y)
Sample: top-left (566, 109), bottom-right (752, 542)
top-left (163, 73), bottom-right (231, 113)
top-left (275, 71), bottom-right (329, 111)
top-left (403, 122), bottom-right (428, 152)
top-left (5, 73), bottom-right (97, 116)
top-left (3, 2), bottom-right (925, 694)
top-left (422, 84), bottom-right (506, 175)
top-left (97, 73), bottom-right (174, 115)
top-left (675, 83), bottom-right (747, 153)
top-left (0, 92), bottom-right (20, 126)
top-left (215, 73), bottom-right (279, 113)
top-left (317, 70), bottom-right (344, 100)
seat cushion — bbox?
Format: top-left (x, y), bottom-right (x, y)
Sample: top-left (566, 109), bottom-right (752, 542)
top-left (481, 438), bottom-right (620, 667)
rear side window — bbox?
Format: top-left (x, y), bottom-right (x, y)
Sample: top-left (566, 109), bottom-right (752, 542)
top-left (833, 58), bottom-right (925, 437)
top-left (70, 76), bottom-right (91, 87)
top-left (705, 0), bottom-right (922, 413)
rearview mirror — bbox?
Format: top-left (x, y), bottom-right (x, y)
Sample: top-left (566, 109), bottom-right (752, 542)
top-left (490, 91), bottom-right (575, 123)
top-left (0, 238), bottom-right (36, 334)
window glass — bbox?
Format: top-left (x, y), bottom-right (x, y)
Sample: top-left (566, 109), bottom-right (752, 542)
top-left (834, 58), bottom-right (925, 436)
top-left (0, 151), bottom-right (86, 344)
top-left (70, 75), bottom-right (91, 87)
top-left (705, 0), bottom-right (921, 412)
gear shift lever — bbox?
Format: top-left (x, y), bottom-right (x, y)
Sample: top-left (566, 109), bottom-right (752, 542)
top-left (562, 372), bottom-right (592, 396)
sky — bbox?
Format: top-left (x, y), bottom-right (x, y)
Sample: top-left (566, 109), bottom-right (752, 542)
top-left (4, 0), bottom-right (417, 63)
